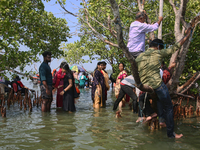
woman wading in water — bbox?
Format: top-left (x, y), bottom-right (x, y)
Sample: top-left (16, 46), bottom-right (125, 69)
top-left (53, 62), bottom-right (65, 108)
top-left (115, 63), bottom-right (128, 111)
top-left (60, 62), bottom-right (76, 112)
top-left (91, 62), bottom-right (105, 108)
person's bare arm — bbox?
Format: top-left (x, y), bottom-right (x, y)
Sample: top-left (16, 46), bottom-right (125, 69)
top-left (160, 27), bottom-right (192, 58)
top-left (143, 10), bottom-right (163, 25)
top-left (60, 79), bottom-right (73, 95)
top-left (43, 81), bottom-right (51, 95)
top-left (169, 62), bottom-right (176, 70)
top-left (157, 16), bottom-right (163, 26)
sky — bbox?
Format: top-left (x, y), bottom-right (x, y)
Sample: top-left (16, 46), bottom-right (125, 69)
top-left (23, 0), bottom-right (112, 73)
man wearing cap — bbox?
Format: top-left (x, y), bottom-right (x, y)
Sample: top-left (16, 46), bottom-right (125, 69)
top-left (135, 27), bottom-right (192, 138)
top-left (127, 11), bottom-right (163, 58)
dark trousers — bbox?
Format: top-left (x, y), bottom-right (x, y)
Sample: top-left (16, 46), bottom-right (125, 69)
top-left (154, 82), bottom-right (175, 138)
top-left (130, 51), bottom-right (143, 59)
top-left (144, 93), bottom-right (165, 123)
top-left (138, 93), bottom-right (154, 117)
top-left (113, 84), bottom-right (137, 113)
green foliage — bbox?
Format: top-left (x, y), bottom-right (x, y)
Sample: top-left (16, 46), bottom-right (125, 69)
top-left (178, 1), bottom-right (200, 90)
top-left (60, 0), bottom-right (200, 92)
top-left (0, 0), bottom-right (70, 71)
top-left (61, 0), bottom-right (138, 74)
top-left (61, 41), bottom-right (88, 65)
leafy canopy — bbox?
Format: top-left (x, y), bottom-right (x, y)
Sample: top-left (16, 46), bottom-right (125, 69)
top-left (0, 0), bottom-right (70, 72)
top-left (60, 0), bottom-right (200, 83)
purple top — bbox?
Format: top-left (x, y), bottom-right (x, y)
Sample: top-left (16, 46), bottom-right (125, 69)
top-left (127, 21), bottom-right (159, 53)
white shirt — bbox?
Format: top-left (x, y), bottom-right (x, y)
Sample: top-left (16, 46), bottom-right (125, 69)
top-left (121, 75), bottom-right (136, 88)
top-left (127, 21), bottom-right (159, 52)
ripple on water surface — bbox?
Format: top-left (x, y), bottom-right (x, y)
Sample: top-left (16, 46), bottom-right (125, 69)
top-left (0, 83), bottom-right (200, 150)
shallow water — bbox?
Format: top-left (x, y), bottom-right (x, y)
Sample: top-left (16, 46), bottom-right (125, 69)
top-left (0, 80), bottom-right (200, 150)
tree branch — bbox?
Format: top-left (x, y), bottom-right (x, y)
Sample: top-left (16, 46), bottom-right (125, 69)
top-left (109, 0), bottom-right (154, 93)
top-left (108, 15), bottom-right (117, 39)
top-left (180, 73), bottom-right (200, 94)
top-left (137, 0), bottom-right (143, 11)
top-left (175, 92), bottom-right (195, 99)
top-left (10, 69), bottom-right (29, 77)
top-left (181, 0), bottom-right (189, 16)
top-left (58, 0), bottom-right (119, 48)
top-left (84, 8), bottom-right (119, 48)
top-left (83, 2), bottom-right (117, 35)
top-left (163, 32), bottom-right (173, 37)
top-left (168, 14), bottom-right (200, 93)
top-left (181, 17), bottom-right (190, 28)
top-left (58, 0), bottom-right (78, 17)
top-left (177, 72), bottom-right (200, 93)
top-left (119, 4), bottom-right (137, 15)
top-left (168, 0), bottom-right (177, 14)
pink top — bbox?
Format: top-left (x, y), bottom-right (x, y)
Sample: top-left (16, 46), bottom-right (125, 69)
top-left (53, 68), bottom-right (65, 88)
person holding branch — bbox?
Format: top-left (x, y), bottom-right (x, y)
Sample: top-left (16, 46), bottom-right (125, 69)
top-left (135, 27), bottom-right (192, 138)
top-left (127, 11), bottom-right (163, 58)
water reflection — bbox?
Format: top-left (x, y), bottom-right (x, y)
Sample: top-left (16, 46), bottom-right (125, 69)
top-left (1, 79), bottom-right (200, 149)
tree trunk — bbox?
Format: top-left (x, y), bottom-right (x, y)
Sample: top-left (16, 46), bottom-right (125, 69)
top-left (168, 36), bottom-right (192, 94)
top-left (158, 0), bottom-right (163, 39)
top-left (109, 0), bottom-right (154, 93)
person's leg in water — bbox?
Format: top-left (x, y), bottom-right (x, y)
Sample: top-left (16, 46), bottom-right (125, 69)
top-left (143, 96), bottom-right (157, 123)
top-left (93, 83), bottom-right (102, 109)
top-left (137, 93), bottom-right (147, 122)
top-left (113, 85), bottom-right (126, 112)
top-left (42, 99), bottom-right (48, 112)
top-left (155, 82), bottom-right (183, 138)
top-left (157, 99), bottom-right (166, 127)
top-left (41, 86), bottom-right (47, 112)
top-left (41, 85), bottom-right (52, 112)
top-left (46, 97), bottom-right (52, 112)
top-left (122, 85), bottom-right (138, 113)
top-left (136, 93), bottom-right (156, 122)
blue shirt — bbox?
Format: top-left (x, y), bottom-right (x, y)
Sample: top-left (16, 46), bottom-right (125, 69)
top-left (39, 62), bottom-right (52, 86)
top-left (79, 75), bottom-right (88, 86)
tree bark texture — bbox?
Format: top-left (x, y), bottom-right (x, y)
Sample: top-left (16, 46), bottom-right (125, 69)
top-left (109, 0), bottom-right (154, 93)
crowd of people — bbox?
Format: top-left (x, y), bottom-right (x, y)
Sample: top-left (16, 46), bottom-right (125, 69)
top-left (0, 74), bottom-right (34, 96)
top-left (37, 10), bottom-right (192, 139)
top-left (0, 10), bottom-right (193, 139)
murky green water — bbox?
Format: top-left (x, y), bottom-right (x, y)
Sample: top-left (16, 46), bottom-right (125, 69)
top-left (0, 80), bottom-right (200, 150)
